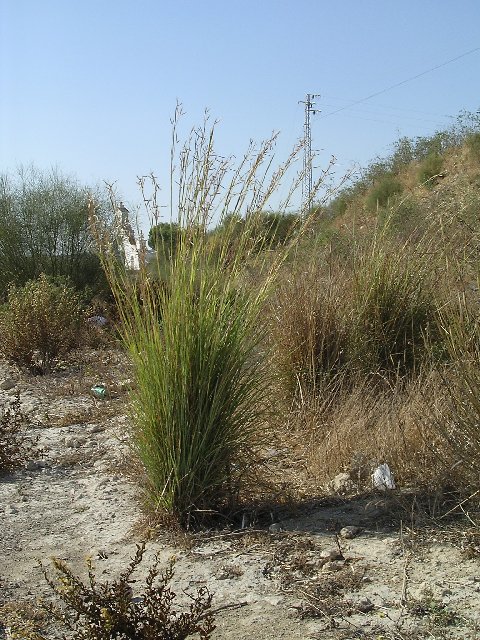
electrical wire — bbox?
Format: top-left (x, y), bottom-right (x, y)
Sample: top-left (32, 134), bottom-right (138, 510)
top-left (319, 47), bottom-right (480, 120)
top-left (322, 96), bottom-right (450, 119)
top-left (320, 103), bottom-right (446, 127)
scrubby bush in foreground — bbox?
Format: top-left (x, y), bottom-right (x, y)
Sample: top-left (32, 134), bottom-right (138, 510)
top-left (0, 274), bottom-right (83, 373)
top-left (429, 302), bottom-right (480, 490)
top-left (41, 542), bottom-right (215, 639)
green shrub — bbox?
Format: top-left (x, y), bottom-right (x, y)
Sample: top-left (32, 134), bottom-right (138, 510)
top-left (0, 274), bottom-right (83, 373)
top-left (418, 152), bottom-right (444, 187)
top-left (256, 211), bottom-right (298, 248)
top-left (41, 542), bottom-right (215, 640)
top-left (326, 194), bottom-right (349, 218)
top-left (148, 222), bottom-right (182, 258)
top-left (366, 174), bottom-right (403, 211)
top-left (380, 197), bottom-right (425, 241)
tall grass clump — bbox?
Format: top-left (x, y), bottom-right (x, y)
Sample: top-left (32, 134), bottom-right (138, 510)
top-left (90, 107), bottom-right (336, 526)
top-left (270, 259), bottom-right (347, 405)
top-left (430, 300), bottom-right (480, 489)
top-left (350, 235), bottom-right (438, 378)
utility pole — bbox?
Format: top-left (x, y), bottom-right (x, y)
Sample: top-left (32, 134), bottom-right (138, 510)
top-left (299, 93), bottom-right (320, 215)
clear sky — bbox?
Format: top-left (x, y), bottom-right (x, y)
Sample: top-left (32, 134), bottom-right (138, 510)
top-left (1, 0), bottom-right (479, 224)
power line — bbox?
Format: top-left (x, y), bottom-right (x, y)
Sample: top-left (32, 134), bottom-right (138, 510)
top-left (320, 47), bottom-right (480, 120)
top-left (320, 103), bottom-right (446, 127)
top-left (322, 95), bottom-right (450, 119)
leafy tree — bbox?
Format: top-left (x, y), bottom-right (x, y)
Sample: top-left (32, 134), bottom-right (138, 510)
top-left (0, 166), bottom-right (110, 298)
top-left (148, 222), bottom-right (182, 258)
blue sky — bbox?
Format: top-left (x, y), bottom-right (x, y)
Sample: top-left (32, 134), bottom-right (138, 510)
top-left (1, 0), bottom-right (479, 225)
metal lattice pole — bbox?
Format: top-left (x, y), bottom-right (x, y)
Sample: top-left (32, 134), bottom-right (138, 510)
top-left (299, 93), bottom-right (320, 215)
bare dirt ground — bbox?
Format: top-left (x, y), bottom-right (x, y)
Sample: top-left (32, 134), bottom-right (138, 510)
top-left (1, 349), bottom-right (479, 639)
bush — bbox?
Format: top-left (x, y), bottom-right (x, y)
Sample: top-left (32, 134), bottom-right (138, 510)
top-left (418, 152), bottom-right (444, 187)
top-left (41, 542), bottom-right (215, 640)
top-left (148, 222), bottom-right (182, 258)
top-left (379, 197), bottom-right (426, 241)
top-left (366, 174), bottom-right (403, 211)
top-left (255, 211), bottom-right (298, 248)
top-left (0, 274), bottom-right (83, 373)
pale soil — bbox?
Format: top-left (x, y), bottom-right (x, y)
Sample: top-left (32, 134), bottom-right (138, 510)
top-left (1, 349), bottom-right (479, 639)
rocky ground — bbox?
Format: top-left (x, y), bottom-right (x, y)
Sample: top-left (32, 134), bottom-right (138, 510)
top-left (1, 349), bottom-right (479, 639)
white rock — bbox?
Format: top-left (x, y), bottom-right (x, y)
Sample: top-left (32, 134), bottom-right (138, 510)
top-left (372, 463), bottom-right (395, 490)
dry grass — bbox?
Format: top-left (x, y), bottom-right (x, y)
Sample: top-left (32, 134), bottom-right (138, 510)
top-left (269, 260), bottom-right (348, 405)
top-left (287, 372), bottom-right (459, 495)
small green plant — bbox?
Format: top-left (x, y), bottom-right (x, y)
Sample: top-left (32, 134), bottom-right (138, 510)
top-left (0, 274), bottom-right (83, 373)
top-left (408, 590), bottom-right (458, 629)
top-left (418, 152), bottom-right (444, 187)
top-left (41, 542), bottom-right (215, 639)
top-left (367, 174), bottom-right (403, 211)
top-left (0, 397), bottom-right (35, 473)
